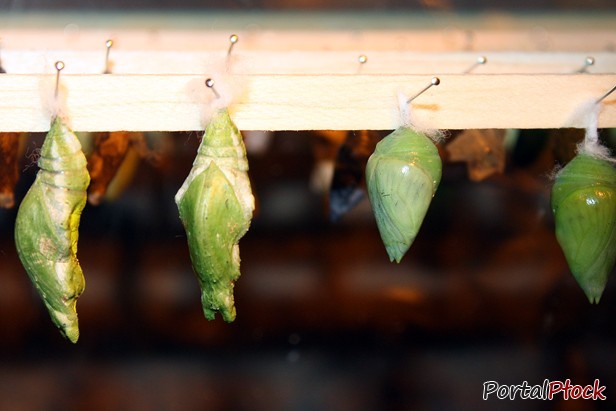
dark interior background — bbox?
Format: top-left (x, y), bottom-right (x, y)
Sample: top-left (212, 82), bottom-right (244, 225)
top-left (0, 0), bottom-right (615, 10)
top-left (1, 127), bottom-right (615, 410)
top-left (1, 1), bottom-right (615, 410)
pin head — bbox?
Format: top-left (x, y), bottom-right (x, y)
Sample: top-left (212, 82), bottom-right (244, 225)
top-left (407, 77), bottom-right (441, 104)
top-left (358, 55), bottom-right (368, 64)
top-left (577, 56), bottom-right (596, 73)
top-left (103, 39), bottom-right (114, 74)
top-left (54, 61), bottom-right (65, 99)
top-left (205, 78), bottom-right (220, 99)
top-left (463, 56), bottom-right (488, 74)
top-left (227, 34), bottom-right (239, 57)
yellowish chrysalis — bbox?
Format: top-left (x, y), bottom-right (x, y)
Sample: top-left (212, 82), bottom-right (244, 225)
top-left (175, 108), bottom-right (255, 322)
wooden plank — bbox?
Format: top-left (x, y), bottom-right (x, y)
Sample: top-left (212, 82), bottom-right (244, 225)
top-left (0, 74), bottom-right (614, 131)
top-left (2, 50), bottom-right (615, 75)
top-left (2, 28), bottom-right (615, 52)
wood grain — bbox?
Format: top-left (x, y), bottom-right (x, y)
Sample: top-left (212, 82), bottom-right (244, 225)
top-left (2, 50), bottom-right (615, 75)
top-left (0, 74), bottom-right (614, 131)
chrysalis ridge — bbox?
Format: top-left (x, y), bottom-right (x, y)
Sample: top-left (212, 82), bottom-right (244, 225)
top-left (175, 108), bottom-right (254, 321)
top-left (14, 117), bottom-right (90, 342)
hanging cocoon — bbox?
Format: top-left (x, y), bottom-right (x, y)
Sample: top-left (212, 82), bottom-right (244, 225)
top-left (14, 117), bottom-right (90, 343)
top-left (366, 127), bottom-right (442, 262)
top-left (175, 108), bottom-right (255, 322)
top-left (551, 150), bottom-right (616, 304)
top-left (551, 103), bottom-right (616, 303)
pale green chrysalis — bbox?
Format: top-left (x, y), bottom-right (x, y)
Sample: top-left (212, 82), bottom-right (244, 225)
top-left (366, 127), bottom-right (442, 263)
top-left (14, 117), bottom-right (90, 343)
top-left (551, 153), bottom-right (616, 303)
top-left (175, 108), bottom-right (255, 322)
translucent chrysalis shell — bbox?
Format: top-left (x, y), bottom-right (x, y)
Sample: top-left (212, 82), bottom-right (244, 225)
top-left (551, 153), bottom-right (616, 303)
top-left (14, 117), bottom-right (90, 342)
top-left (175, 108), bottom-right (255, 322)
top-left (366, 127), bottom-right (442, 263)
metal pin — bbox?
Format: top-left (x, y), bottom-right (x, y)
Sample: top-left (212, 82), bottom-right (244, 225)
top-left (463, 56), bottom-right (487, 74)
top-left (357, 54), bottom-right (368, 73)
top-left (54, 61), bottom-right (65, 99)
top-left (576, 56), bottom-right (595, 73)
top-left (103, 39), bottom-right (113, 74)
top-left (205, 78), bottom-right (220, 99)
top-left (596, 84), bottom-right (616, 105)
top-left (227, 34), bottom-right (239, 56)
top-left (407, 77), bottom-right (440, 103)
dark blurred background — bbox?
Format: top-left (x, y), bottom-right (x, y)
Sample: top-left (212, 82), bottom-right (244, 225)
top-left (1, 127), bottom-right (615, 410)
top-left (1, 1), bottom-right (616, 410)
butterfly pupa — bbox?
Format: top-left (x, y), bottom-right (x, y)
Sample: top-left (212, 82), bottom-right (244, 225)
top-left (14, 117), bottom-right (90, 342)
top-left (175, 108), bottom-right (255, 322)
top-left (551, 153), bottom-right (616, 303)
top-left (366, 127), bottom-right (442, 263)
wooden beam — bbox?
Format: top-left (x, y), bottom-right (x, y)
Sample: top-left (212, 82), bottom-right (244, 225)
top-left (1, 51), bottom-right (615, 75)
top-left (1, 28), bottom-right (615, 52)
top-left (0, 74), bottom-right (614, 131)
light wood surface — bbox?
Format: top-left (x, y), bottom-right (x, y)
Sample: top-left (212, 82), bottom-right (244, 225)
top-left (1, 50), bottom-right (615, 75)
top-left (0, 74), bottom-right (614, 132)
top-left (0, 12), bottom-right (614, 131)
top-left (2, 28), bottom-right (615, 52)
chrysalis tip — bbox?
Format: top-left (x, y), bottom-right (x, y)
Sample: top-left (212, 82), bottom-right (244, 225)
top-left (202, 294), bottom-right (237, 323)
top-left (582, 285), bottom-right (604, 305)
top-left (63, 324), bottom-right (80, 343)
top-left (386, 244), bottom-right (409, 264)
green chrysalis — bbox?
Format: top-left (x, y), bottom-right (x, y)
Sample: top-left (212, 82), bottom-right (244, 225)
top-left (551, 153), bottom-right (616, 303)
top-left (366, 127), bottom-right (442, 263)
top-left (175, 108), bottom-right (254, 322)
top-left (14, 117), bottom-right (90, 343)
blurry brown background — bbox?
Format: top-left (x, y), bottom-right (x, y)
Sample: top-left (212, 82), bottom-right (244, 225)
top-left (1, 1), bottom-right (616, 410)
top-left (1, 128), bottom-right (615, 410)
